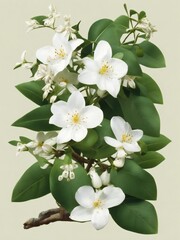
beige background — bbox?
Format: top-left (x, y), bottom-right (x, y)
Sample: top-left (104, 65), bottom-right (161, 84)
top-left (1, 0), bottom-right (179, 239)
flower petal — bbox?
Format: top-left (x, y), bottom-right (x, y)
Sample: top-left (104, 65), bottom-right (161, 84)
top-left (91, 208), bottom-right (109, 230)
top-left (57, 127), bottom-right (73, 143)
top-left (36, 46), bottom-right (55, 64)
top-left (123, 142), bottom-right (141, 153)
top-left (52, 33), bottom-right (68, 48)
top-left (104, 136), bottom-right (122, 148)
top-left (100, 186), bottom-right (125, 208)
top-left (37, 132), bottom-right (45, 142)
top-left (110, 58), bottom-right (128, 79)
top-left (71, 125), bottom-right (88, 142)
top-left (70, 206), bottom-right (93, 222)
top-left (98, 78), bottom-right (120, 98)
top-left (81, 106), bottom-right (103, 128)
top-left (70, 39), bottom-right (84, 51)
top-left (94, 41), bottom-right (112, 62)
top-left (111, 116), bottom-right (126, 140)
top-left (50, 58), bottom-right (71, 74)
top-left (131, 129), bottom-right (143, 141)
top-left (78, 70), bottom-right (99, 85)
top-left (75, 186), bottom-right (95, 208)
top-left (68, 91), bottom-right (85, 110)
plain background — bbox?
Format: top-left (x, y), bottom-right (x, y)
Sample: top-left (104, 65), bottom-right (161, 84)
top-left (1, 0), bottom-right (179, 239)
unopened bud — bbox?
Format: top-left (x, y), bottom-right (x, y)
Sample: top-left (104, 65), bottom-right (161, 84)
top-left (100, 170), bottom-right (110, 186)
top-left (89, 168), bottom-right (102, 189)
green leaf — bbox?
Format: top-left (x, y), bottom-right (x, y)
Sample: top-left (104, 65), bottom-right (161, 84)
top-left (110, 198), bottom-right (158, 234)
top-left (136, 73), bottom-right (163, 104)
top-left (12, 163), bottom-right (51, 202)
top-left (114, 15), bottom-right (129, 30)
top-left (119, 94), bottom-right (160, 137)
top-left (50, 159), bottom-right (91, 212)
top-left (31, 15), bottom-right (47, 25)
top-left (133, 41), bottom-right (166, 68)
top-left (142, 134), bottom-right (171, 151)
top-left (12, 104), bottom-right (60, 131)
top-left (132, 151), bottom-right (165, 168)
top-left (113, 46), bottom-right (142, 76)
top-left (9, 140), bottom-right (19, 146)
top-left (110, 160), bottom-right (157, 200)
top-left (88, 18), bottom-right (128, 47)
top-left (16, 80), bottom-right (48, 105)
top-left (19, 136), bottom-right (32, 144)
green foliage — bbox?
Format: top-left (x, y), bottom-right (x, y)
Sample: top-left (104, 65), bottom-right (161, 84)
top-left (132, 151), bottom-right (165, 168)
top-left (110, 160), bottom-right (157, 200)
top-left (12, 163), bottom-right (51, 202)
top-left (9, 140), bottom-right (19, 146)
top-left (31, 15), bottom-right (47, 25)
top-left (119, 94), bottom-right (160, 137)
top-left (50, 159), bottom-right (91, 212)
top-left (136, 73), bottom-right (163, 104)
top-left (142, 134), bottom-right (171, 151)
top-left (132, 41), bottom-right (166, 68)
top-left (12, 104), bottom-right (60, 131)
top-left (110, 198), bottom-right (158, 234)
top-left (16, 80), bottom-right (48, 105)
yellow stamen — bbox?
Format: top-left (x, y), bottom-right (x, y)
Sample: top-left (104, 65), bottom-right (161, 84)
top-left (99, 64), bottom-right (109, 75)
top-left (93, 200), bottom-right (102, 208)
top-left (72, 113), bottom-right (80, 124)
top-left (122, 134), bottom-right (132, 143)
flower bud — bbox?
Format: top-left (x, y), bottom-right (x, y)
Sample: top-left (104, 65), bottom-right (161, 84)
top-left (100, 170), bottom-right (110, 186)
top-left (89, 168), bottom-right (102, 189)
top-left (113, 158), bottom-right (125, 168)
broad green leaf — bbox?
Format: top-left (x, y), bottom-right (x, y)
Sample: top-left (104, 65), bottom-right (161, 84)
top-left (132, 151), bottom-right (165, 168)
top-left (31, 15), bottom-right (47, 25)
top-left (50, 159), bottom-right (91, 212)
top-left (110, 160), bottom-right (157, 200)
top-left (133, 41), bottom-right (166, 68)
top-left (16, 80), bottom-right (48, 105)
top-left (142, 134), bottom-right (171, 151)
top-left (12, 104), bottom-right (60, 131)
top-left (112, 46), bottom-right (142, 76)
top-left (119, 94), bottom-right (160, 137)
top-left (12, 163), bottom-right (51, 202)
top-left (88, 18), bottom-right (128, 47)
top-left (110, 198), bottom-right (158, 234)
top-left (114, 15), bottom-right (129, 30)
top-left (136, 73), bottom-right (163, 104)
top-left (9, 140), bottom-right (18, 146)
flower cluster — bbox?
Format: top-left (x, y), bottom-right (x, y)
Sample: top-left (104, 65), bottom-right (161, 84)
top-left (11, 4), bottom-right (168, 234)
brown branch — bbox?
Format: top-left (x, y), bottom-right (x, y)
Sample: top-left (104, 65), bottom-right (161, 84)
top-left (23, 207), bottom-right (72, 229)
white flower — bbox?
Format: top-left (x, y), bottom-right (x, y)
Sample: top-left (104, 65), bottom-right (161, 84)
top-left (56, 15), bottom-right (77, 39)
top-left (34, 64), bottom-right (54, 83)
top-left (104, 116), bottom-right (143, 155)
top-left (36, 33), bottom-right (83, 74)
top-left (43, 4), bottom-right (60, 27)
top-left (26, 19), bottom-right (39, 32)
top-left (26, 132), bottom-right (57, 155)
top-left (70, 185), bottom-right (125, 230)
top-left (58, 163), bottom-right (78, 181)
top-left (138, 17), bottom-right (157, 38)
top-left (78, 40), bottom-right (128, 98)
top-left (122, 75), bottom-right (136, 89)
top-left (16, 142), bottom-right (28, 156)
top-left (15, 50), bottom-right (33, 69)
top-left (42, 83), bottom-right (55, 99)
top-left (49, 91), bottom-right (103, 143)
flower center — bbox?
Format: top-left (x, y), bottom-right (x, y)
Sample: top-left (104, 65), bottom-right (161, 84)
top-left (99, 64), bottom-right (109, 75)
top-left (55, 47), bottom-right (66, 59)
top-left (122, 134), bottom-right (132, 143)
top-left (93, 199), bottom-right (102, 208)
top-left (72, 113), bottom-right (80, 124)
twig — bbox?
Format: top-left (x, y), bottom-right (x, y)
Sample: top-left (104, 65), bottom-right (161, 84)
top-left (23, 207), bottom-right (72, 229)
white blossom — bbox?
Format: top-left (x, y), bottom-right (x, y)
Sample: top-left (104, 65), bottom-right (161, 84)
top-left (104, 116), bottom-right (143, 167)
top-left (26, 132), bottom-right (57, 155)
top-left (138, 17), bottom-right (157, 38)
top-left (122, 75), bottom-right (136, 89)
top-left (16, 142), bottom-right (28, 156)
top-left (36, 33), bottom-right (83, 74)
top-left (49, 91), bottom-right (103, 143)
top-left (56, 15), bottom-right (77, 39)
top-left (58, 163), bottom-right (78, 181)
top-left (15, 50), bottom-right (33, 69)
top-left (78, 40), bottom-right (128, 98)
top-left (26, 19), bottom-right (39, 32)
top-left (43, 4), bottom-right (60, 27)
top-left (34, 64), bottom-right (54, 83)
top-left (70, 185), bottom-right (125, 230)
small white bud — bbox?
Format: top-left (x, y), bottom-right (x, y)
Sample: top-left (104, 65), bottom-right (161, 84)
top-left (100, 170), bottom-right (110, 186)
top-left (113, 158), bottom-right (125, 168)
top-left (89, 168), bottom-right (102, 189)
